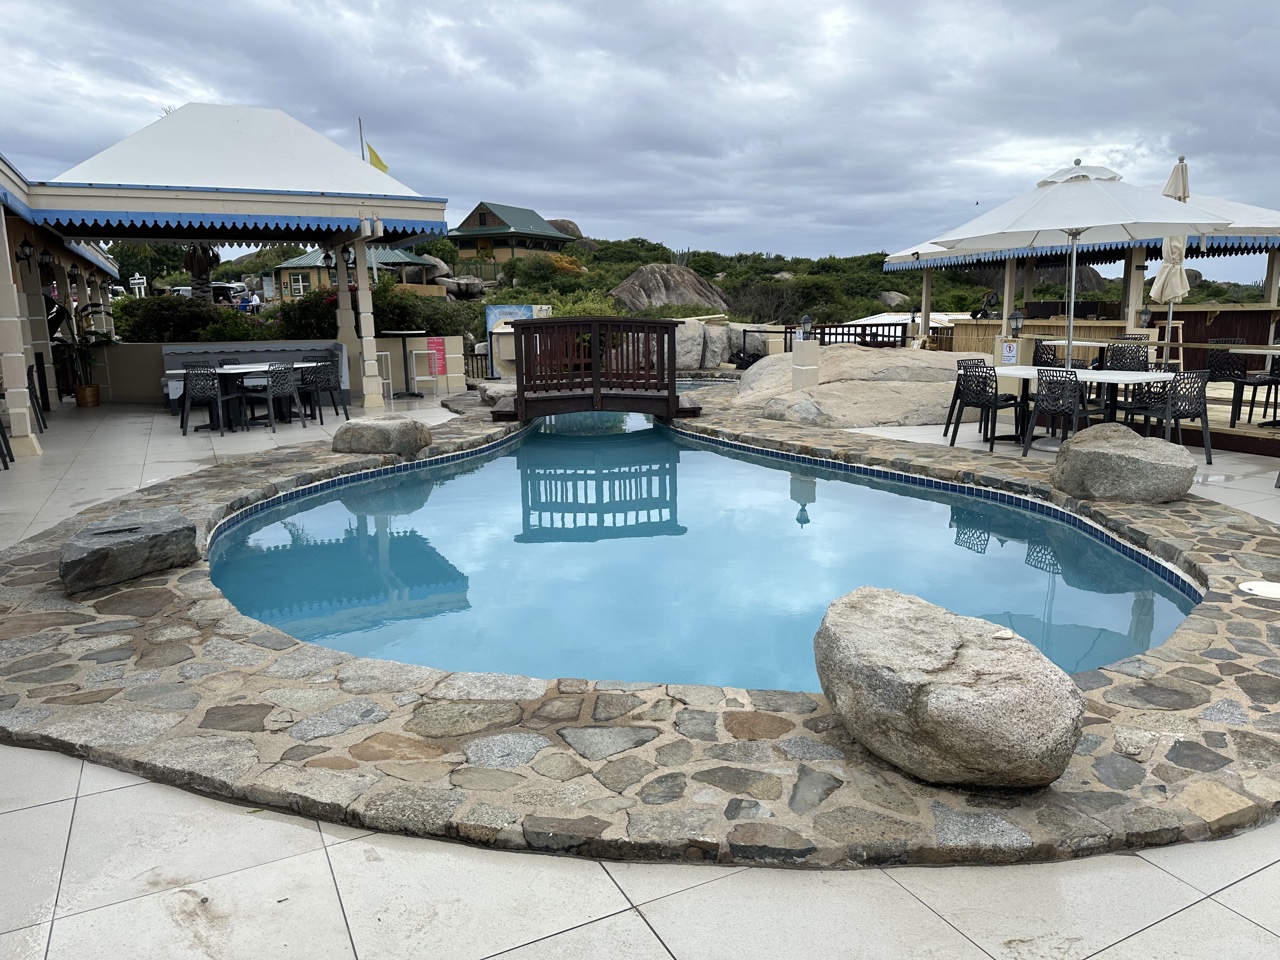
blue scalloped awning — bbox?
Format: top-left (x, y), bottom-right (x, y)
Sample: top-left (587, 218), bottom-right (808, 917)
top-left (36, 208), bottom-right (449, 239)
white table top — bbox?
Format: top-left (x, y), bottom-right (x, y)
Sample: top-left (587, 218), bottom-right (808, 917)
top-left (1039, 339), bottom-right (1113, 348)
top-left (379, 330), bottom-right (427, 337)
top-left (992, 365), bottom-right (1174, 384)
top-left (165, 362), bottom-right (320, 376)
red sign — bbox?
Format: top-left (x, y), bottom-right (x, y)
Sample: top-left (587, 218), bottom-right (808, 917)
top-left (426, 337), bottom-right (445, 375)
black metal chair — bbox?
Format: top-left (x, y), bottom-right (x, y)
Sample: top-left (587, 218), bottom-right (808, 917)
top-left (242, 362), bottom-right (307, 433)
top-left (25, 365), bottom-right (45, 433)
top-left (1246, 354), bottom-right (1280, 424)
top-left (1022, 368), bottom-right (1088, 457)
top-left (299, 358), bottom-right (348, 425)
top-left (1033, 339), bottom-right (1062, 367)
top-left (1129, 369), bottom-right (1212, 464)
top-left (943, 358), bottom-right (989, 436)
top-left (948, 365), bottom-right (1025, 452)
top-left (180, 364), bottom-right (229, 436)
top-left (0, 404), bottom-right (12, 469)
top-left (1205, 338), bottom-right (1262, 428)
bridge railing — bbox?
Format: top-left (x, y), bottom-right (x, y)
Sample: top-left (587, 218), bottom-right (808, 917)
top-left (510, 316), bottom-right (689, 420)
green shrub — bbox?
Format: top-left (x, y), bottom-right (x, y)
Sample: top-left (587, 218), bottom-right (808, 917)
top-left (198, 314), bottom-right (282, 342)
top-left (112, 295), bottom-right (238, 342)
top-left (277, 289), bottom-right (339, 339)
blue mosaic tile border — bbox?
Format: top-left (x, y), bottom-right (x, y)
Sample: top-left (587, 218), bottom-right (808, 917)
top-left (207, 423), bottom-right (537, 548)
top-left (664, 424), bottom-right (1204, 604)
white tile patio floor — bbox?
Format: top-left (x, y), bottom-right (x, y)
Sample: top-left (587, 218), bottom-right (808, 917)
top-left (2, 402), bottom-right (1280, 959)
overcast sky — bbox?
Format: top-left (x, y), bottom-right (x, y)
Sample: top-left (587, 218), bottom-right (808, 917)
top-left (4, 0), bottom-right (1279, 282)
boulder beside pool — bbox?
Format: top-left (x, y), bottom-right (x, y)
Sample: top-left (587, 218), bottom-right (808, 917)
top-left (1052, 422), bottom-right (1196, 503)
top-left (332, 414), bottom-right (433, 459)
top-left (814, 587), bottom-right (1084, 788)
top-left (60, 506), bottom-right (198, 593)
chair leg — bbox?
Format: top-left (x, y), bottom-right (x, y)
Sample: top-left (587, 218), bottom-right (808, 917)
top-left (266, 394), bottom-right (277, 433)
top-left (1021, 403), bottom-right (1039, 457)
top-left (1249, 385), bottom-right (1262, 423)
top-left (1201, 413), bottom-right (1212, 464)
top-left (181, 394), bottom-right (191, 436)
top-left (293, 388), bottom-right (307, 428)
top-left (944, 384), bottom-right (960, 436)
top-left (949, 402), bottom-right (966, 447)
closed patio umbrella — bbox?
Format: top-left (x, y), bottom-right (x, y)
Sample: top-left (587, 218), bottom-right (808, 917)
top-left (931, 159), bottom-right (1228, 364)
top-left (1149, 157), bottom-right (1192, 329)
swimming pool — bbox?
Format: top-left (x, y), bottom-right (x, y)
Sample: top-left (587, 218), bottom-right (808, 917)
top-left (209, 414), bottom-right (1198, 690)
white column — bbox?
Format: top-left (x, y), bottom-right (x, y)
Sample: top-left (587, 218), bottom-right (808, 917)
top-left (1123, 248), bottom-right (1147, 331)
top-left (333, 251), bottom-right (359, 398)
top-left (1001, 257), bottom-right (1017, 336)
top-left (1265, 250), bottom-right (1280, 309)
top-left (0, 211), bottom-right (40, 454)
top-left (920, 268), bottom-right (932, 336)
top-left (352, 240), bottom-right (384, 409)
top-left (16, 253), bottom-right (52, 414)
top-left (792, 338), bottom-right (820, 391)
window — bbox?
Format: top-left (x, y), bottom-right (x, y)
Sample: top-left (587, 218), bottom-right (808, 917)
top-left (289, 272), bottom-right (311, 297)
top-left (478, 212), bottom-right (488, 226)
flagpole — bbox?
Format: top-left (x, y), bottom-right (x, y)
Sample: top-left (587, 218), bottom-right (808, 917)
top-left (358, 117), bottom-right (365, 161)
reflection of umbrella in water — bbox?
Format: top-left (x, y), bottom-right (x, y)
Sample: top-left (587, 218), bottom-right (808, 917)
top-left (980, 611), bottom-right (1149, 675)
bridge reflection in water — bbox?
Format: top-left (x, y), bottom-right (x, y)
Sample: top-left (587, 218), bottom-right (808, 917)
top-left (515, 426), bottom-right (686, 543)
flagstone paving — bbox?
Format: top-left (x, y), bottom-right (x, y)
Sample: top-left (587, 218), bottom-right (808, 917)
top-left (2, 391), bottom-right (1280, 871)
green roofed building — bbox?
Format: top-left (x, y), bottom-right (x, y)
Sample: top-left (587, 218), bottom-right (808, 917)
top-left (449, 202), bottom-right (575, 262)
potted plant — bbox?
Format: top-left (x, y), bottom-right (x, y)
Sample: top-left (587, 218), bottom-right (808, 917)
top-left (52, 326), bottom-right (115, 407)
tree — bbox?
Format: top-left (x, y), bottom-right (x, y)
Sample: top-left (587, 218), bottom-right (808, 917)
top-left (413, 237), bottom-right (459, 266)
top-left (183, 243), bottom-right (221, 302)
top-left (106, 242), bottom-right (188, 289)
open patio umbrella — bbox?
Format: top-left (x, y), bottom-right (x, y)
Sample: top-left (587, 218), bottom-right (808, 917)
top-left (931, 159), bottom-right (1229, 364)
top-left (1149, 157), bottom-right (1192, 329)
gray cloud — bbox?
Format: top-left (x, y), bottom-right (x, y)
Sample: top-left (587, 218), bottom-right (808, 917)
top-left (3, 0), bottom-right (1278, 279)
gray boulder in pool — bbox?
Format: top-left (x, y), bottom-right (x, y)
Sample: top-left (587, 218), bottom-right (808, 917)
top-left (332, 414), bottom-right (432, 459)
top-left (814, 587), bottom-right (1083, 788)
top-left (1052, 422), bottom-right (1196, 503)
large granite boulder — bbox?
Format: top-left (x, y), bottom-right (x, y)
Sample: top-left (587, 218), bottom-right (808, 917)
top-left (547, 218), bottom-right (583, 238)
top-left (60, 506), bottom-right (198, 593)
top-left (1052, 422), bottom-right (1196, 503)
top-left (332, 414), bottom-right (432, 458)
top-left (704, 322), bottom-right (731, 367)
top-left (675, 319), bottom-right (706, 369)
top-left (418, 255), bottom-right (452, 282)
top-left (814, 588), bottom-right (1084, 788)
top-left (878, 291), bottom-right (910, 308)
top-left (734, 344), bottom-right (989, 428)
top-left (609, 264), bottom-right (728, 313)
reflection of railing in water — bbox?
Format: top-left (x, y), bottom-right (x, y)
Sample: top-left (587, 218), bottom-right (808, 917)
top-left (516, 432), bottom-right (686, 543)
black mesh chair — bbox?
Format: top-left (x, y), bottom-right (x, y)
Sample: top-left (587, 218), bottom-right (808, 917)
top-left (1129, 369), bottom-right (1212, 464)
top-left (1246, 355), bottom-right (1280, 424)
top-left (25, 364), bottom-right (45, 433)
top-left (1021, 368), bottom-right (1087, 457)
top-left (242, 362), bottom-right (307, 433)
top-left (943, 358), bottom-right (989, 436)
top-left (1033, 339), bottom-right (1062, 367)
top-left (0, 404), bottom-right (12, 469)
top-left (180, 364), bottom-right (229, 436)
top-left (1205, 338), bottom-right (1259, 427)
top-left (299, 358), bottom-right (348, 424)
top-left (948, 365), bottom-right (1025, 452)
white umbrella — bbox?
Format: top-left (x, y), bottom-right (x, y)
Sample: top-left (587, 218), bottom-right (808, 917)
top-left (932, 159), bottom-right (1229, 363)
top-left (1149, 157), bottom-right (1192, 331)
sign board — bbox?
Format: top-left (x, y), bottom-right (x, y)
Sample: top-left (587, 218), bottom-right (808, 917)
top-left (426, 336), bottom-right (445, 375)
top-left (485, 304), bottom-right (534, 332)
top-left (999, 338), bottom-right (1018, 364)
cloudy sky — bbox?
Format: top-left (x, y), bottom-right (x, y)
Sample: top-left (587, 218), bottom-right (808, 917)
top-left (3, 0), bottom-right (1279, 281)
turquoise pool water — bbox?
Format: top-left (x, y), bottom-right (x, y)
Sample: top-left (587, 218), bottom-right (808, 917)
top-left (209, 414), bottom-right (1198, 690)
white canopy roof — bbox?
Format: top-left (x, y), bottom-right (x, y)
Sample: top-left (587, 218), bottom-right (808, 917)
top-left (54, 104), bottom-right (423, 197)
top-left (19, 103), bottom-right (447, 244)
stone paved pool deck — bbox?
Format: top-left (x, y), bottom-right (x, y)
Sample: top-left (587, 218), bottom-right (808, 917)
top-left (3, 389), bottom-right (1280, 870)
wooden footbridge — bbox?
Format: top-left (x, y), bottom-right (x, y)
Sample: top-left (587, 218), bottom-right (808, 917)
top-left (492, 317), bottom-right (700, 422)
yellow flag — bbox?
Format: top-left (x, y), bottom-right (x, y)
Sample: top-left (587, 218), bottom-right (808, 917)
top-left (367, 143), bottom-right (388, 174)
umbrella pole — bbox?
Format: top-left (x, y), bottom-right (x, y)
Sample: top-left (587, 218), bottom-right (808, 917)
top-left (1065, 229), bottom-right (1081, 368)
